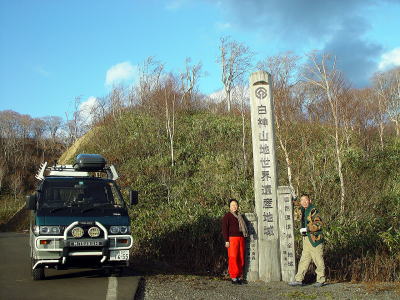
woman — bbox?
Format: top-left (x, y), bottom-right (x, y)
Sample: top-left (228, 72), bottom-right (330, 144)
top-left (222, 198), bottom-right (248, 284)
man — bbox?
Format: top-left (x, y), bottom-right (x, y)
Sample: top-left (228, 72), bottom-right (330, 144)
top-left (289, 194), bottom-right (325, 287)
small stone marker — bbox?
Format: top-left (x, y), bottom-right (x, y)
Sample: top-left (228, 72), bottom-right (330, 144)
top-left (244, 213), bottom-right (259, 281)
top-left (277, 186), bottom-right (296, 282)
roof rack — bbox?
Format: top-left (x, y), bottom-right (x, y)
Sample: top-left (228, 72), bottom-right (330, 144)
top-left (35, 163), bottom-right (119, 180)
top-left (35, 154), bottom-right (119, 181)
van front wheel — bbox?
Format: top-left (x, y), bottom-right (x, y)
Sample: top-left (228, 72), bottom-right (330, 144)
top-left (32, 264), bottom-right (45, 280)
top-left (32, 268), bottom-right (44, 280)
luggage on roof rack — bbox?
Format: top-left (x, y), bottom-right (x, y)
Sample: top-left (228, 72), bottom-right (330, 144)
top-left (74, 154), bottom-right (107, 171)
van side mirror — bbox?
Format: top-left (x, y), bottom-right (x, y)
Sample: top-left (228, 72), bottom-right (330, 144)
top-left (129, 190), bottom-right (138, 206)
top-left (26, 194), bottom-right (37, 210)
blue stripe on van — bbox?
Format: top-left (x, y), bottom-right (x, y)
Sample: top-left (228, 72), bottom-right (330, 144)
top-left (35, 215), bottom-right (130, 226)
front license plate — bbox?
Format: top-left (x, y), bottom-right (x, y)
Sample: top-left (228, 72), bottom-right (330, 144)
top-left (69, 241), bottom-right (103, 247)
top-left (110, 250), bottom-right (129, 261)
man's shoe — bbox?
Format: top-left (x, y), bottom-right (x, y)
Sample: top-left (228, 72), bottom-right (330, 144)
top-left (313, 282), bottom-right (325, 287)
top-left (288, 281), bottom-right (303, 286)
top-left (231, 278), bottom-right (238, 284)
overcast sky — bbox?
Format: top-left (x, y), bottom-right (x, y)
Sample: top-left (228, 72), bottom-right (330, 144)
top-left (1, 0), bottom-right (399, 119)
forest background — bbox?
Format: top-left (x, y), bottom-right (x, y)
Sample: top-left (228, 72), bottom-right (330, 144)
top-left (1, 39), bottom-right (400, 282)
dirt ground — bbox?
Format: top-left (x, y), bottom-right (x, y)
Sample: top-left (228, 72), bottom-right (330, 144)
top-left (135, 274), bottom-right (400, 300)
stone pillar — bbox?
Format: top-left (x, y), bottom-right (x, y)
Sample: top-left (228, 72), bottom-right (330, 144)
top-left (277, 186), bottom-right (296, 282)
top-left (249, 71), bottom-right (281, 282)
top-left (243, 213), bottom-right (259, 281)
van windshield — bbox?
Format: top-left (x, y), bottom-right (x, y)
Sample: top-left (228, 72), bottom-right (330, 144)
top-left (40, 178), bottom-right (124, 209)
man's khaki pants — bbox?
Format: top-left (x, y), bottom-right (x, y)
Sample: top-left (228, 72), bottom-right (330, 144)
top-left (294, 236), bottom-right (325, 283)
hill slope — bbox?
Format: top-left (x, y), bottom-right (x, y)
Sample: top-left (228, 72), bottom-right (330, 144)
top-left (61, 109), bottom-right (400, 280)
top-left (62, 110), bottom-right (254, 273)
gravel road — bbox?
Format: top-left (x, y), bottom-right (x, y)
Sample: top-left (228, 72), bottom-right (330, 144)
top-left (135, 274), bottom-right (400, 300)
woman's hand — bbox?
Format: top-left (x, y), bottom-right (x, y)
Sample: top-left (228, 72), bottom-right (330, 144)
top-left (225, 242), bottom-right (230, 248)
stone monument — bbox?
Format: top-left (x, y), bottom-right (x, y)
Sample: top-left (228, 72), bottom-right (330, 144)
top-left (249, 71), bottom-right (281, 282)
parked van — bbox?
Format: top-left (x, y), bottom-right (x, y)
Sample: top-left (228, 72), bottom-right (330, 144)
top-left (26, 154), bottom-right (138, 280)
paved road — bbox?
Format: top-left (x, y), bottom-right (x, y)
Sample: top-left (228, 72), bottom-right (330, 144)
top-left (0, 232), bottom-right (140, 300)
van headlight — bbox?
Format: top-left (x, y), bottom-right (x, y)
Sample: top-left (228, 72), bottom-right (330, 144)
top-left (120, 226), bottom-right (128, 234)
top-left (109, 226), bottom-right (130, 234)
top-left (37, 226), bottom-right (61, 235)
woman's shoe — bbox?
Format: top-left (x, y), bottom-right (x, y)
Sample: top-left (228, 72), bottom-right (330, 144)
top-left (288, 281), bottom-right (303, 286)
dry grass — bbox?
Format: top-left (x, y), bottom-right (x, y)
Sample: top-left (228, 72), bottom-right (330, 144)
top-left (349, 254), bottom-right (400, 282)
top-left (0, 196), bottom-right (24, 225)
top-left (58, 127), bottom-right (99, 164)
top-left (361, 281), bottom-right (400, 295)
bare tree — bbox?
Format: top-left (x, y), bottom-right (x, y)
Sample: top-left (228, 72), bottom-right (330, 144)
top-left (162, 58), bottom-right (203, 167)
top-left (0, 110), bottom-right (21, 163)
top-left (10, 172), bottom-right (22, 201)
top-left (32, 118), bottom-right (46, 140)
top-left (387, 67), bottom-right (400, 135)
top-left (65, 97), bottom-right (85, 145)
top-left (363, 82), bottom-right (387, 149)
top-left (164, 86), bottom-right (176, 167)
top-left (0, 160), bottom-right (6, 193)
top-left (217, 36), bottom-right (253, 112)
top-left (137, 57), bottom-right (164, 107)
top-left (179, 57), bottom-right (203, 109)
top-left (373, 67), bottom-right (400, 137)
top-left (372, 72), bottom-right (391, 148)
top-left (258, 52), bottom-right (301, 193)
top-left (107, 85), bottom-right (126, 119)
top-left (350, 89), bottom-right (377, 150)
top-left (89, 96), bottom-right (108, 125)
top-left (232, 82), bottom-right (250, 173)
top-left (19, 114), bottom-right (33, 139)
top-left (43, 116), bottom-right (63, 142)
top-left (302, 51), bottom-right (347, 213)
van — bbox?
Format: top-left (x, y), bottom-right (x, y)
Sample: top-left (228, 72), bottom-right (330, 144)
top-left (26, 154), bottom-right (138, 280)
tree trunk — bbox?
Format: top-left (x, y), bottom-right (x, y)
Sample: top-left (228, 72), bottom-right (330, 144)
top-left (226, 88), bottom-right (231, 112)
top-left (240, 99), bottom-right (247, 174)
top-left (333, 114), bottom-right (345, 213)
top-left (326, 77), bottom-right (345, 214)
top-left (165, 93), bottom-right (175, 167)
top-left (379, 121), bottom-right (384, 150)
top-left (394, 119), bottom-right (400, 137)
top-left (278, 134), bottom-right (294, 192)
top-left (275, 111), bottom-right (294, 192)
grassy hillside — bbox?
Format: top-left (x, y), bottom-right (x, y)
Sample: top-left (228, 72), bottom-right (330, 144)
top-left (62, 109), bottom-right (400, 281)
top-left (62, 110), bottom-right (254, 273)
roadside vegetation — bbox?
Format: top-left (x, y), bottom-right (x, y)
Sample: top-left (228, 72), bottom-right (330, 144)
top-left (0, 114), bottom-right (64, 227)
top-left (62, 108), bottom-right (400, 282)
top-left (1, 41), bottom-right (399, 281)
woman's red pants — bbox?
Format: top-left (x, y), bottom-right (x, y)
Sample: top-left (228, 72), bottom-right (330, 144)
top-left (228, 236), bottom-right (245, 279)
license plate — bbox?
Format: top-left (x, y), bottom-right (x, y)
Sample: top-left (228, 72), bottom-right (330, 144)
top-left (110, 250), bottom-right (129, 261)
top-left (69, 241), bottom-right (103, 247)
